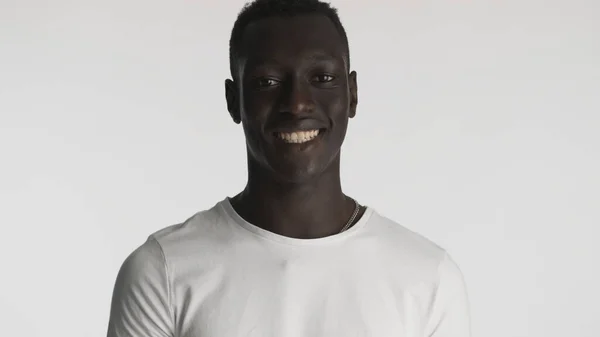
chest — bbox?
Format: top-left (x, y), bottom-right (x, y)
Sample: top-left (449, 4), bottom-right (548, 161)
top-left (172, 256), bottom-right (429, 337)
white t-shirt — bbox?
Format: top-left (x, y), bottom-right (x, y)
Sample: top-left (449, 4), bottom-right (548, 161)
top-left (107, 198), bottom-right (471, 337)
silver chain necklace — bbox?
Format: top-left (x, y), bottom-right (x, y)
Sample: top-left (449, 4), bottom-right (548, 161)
top-left (339, 198), bottom-right (360, 233)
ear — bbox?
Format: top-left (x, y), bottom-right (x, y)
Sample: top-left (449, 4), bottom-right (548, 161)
top-left (348, 71), bottom-right (358, 118)
top-left (225, 79), bottom-right (241, 124)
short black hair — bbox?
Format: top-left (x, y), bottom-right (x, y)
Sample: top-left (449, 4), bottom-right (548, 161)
top-left (228, 0), bottom-right (350, 80)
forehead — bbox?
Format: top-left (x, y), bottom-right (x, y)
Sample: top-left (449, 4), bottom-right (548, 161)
top-left (239, 14), bottom-right (346, 69)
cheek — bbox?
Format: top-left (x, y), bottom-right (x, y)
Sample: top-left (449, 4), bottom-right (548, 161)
top-left (244, 95), bottom-right (263, 112)
top-left (322, 93), bottom-right (350, 145)
top-left (241, 94), bottom-right (272, 130)
top-left (321, 92), bottom-right (349, 124)
top-left (243, 88), bottom-right (278, 112)
top-left (240, 93), bottom-right (276, 155)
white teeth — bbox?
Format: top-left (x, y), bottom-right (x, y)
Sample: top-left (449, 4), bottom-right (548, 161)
top-left (277, 129), bottom-right (320, 143)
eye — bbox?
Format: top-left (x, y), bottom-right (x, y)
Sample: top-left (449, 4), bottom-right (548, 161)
top-left (255, 78), bottom-right (280, 88)
top-left (313, 74), bottom-right (335, 83)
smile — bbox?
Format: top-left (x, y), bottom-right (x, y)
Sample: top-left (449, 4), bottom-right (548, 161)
top-left (275, 129), bottom-right (322, 144)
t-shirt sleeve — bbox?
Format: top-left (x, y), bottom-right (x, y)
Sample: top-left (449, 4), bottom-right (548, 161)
top-left (424, 252), bottom-right (471, 337)
top-left (107, 237), bottom-right (174, 337)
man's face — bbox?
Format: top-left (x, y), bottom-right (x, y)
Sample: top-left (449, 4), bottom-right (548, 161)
top-left (226, 14), bottom-right (357, 183)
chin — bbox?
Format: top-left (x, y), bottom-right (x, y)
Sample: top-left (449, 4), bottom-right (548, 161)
top-left (269, 162), bottom-right (326, 184)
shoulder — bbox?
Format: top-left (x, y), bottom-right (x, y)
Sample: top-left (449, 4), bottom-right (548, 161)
top-left (112, 200), bottom-right (228, 294)
top-left (118, 236), bottom-right (167, 280)
top-left (366, 210), bottom-right (447, 263)
top-left (123, 199), bottom-right (234, 276)
top-left (364, 209), bottom-right (469, 310)
top-left (148, 200), bottom-right (228, 250)
top-left (363, 209), bottom-right (468, 287)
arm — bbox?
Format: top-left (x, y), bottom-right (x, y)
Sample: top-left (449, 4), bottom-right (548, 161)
top-left (107, 237), bottom-right (174, 337)
top-left (424, 252), bottom-right (471, 337)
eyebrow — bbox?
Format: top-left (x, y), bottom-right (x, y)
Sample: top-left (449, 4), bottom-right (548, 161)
top-left (305, 52), bottom-right (337, 61)
top-left (303, 51), bottom-right (348, 69)
top-left (246, 52), bottom-right (339, 68)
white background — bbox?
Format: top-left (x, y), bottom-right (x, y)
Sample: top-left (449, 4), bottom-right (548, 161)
top-left (1, 0), bottom-right (598, 336)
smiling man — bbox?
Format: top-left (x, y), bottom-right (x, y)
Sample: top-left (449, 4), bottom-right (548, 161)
top-left (107, 0), bottom-right (471, 336)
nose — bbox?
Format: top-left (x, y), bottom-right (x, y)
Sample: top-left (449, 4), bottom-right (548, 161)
top-left (279, 79), bottom-right (315, 115)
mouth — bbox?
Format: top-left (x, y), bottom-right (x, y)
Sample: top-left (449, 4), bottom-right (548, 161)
top-left (273, 128), bottom-right (326, 144)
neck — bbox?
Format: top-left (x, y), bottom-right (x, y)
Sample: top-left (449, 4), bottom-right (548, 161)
top-left (231, 155), bottom-right (357, 239)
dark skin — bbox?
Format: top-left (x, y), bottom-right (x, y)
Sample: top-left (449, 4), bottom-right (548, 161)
top-left (225, 14), bottom-right (365, 239)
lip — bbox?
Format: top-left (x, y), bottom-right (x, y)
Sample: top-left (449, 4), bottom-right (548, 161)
top-left (272, 128), bottom-right (326, 147)
top-left (268, 119), bottom-right (328, 134)
top-left (271, 128), bottom-right (327, 138)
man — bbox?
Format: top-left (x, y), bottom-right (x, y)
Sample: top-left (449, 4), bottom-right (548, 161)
top-left (107, 0), bottom-right (471, 336)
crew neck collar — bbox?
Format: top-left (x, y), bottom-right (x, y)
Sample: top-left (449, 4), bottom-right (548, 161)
top-left (219, 197), bottom-right (374, 246)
